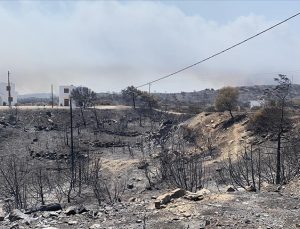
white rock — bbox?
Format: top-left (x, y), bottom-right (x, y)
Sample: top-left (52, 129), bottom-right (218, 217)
top-left (68, 220), bottom-right (78, 225)
top-left (89, 224), bottom-right (101, 229)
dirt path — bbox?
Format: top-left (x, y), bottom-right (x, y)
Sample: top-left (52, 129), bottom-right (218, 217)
top-left (0, 105), bottom-right (130, 110)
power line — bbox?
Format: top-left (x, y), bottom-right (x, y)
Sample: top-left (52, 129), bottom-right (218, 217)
top-left (136, 12), bottom-right (300, 89)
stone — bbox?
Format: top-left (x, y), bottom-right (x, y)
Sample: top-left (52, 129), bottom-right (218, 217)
top-left (245, 185), bottom-right (256, 192)
top-left (244, 219), bottom-right (251, 224)
top-left (42, 212), bottom-right (50, 218)
top-left (154, 201), bottom-right (162, 209)
top-left (128, 197), bottom-right (137, 202)
top-left (136, 219), bottom-right (142, 223)
top-left (127, 184), bottom-right (134, 189)
top-left (155, 193), bottom-right (170, 209)
top-left (9, 209), bottom-right (29, 222)
top-left (155, 188), bottom-right (186, 209)
top-left (182, 213), bottom-right (191, 218)
top-left (0, 206), bottom-right (5, 221)
top-left (90, 224), bottom-right (101, 229)
top-left (40, 203), bottom-right (62, 212)
top-left (197, 188), bottom-right (211, 196)
top-left (68, 220), bottom-right (78, 225)
top-left (226, 185), bottom-right (235, 192)
top-left (184, 192), bottom-right (204, 201)
top-left (64, 206), bottom-right (77, 216)
top-left (10, 223), bottom-right (19, 229)
top-left (77, 205), bottom-right (88, 214)
top-left (138, 162), bottom-right (149, 169)
top-left (170, 188), bottom-right (186, 199)
top-left (49, 212), bottom-right (59, 217)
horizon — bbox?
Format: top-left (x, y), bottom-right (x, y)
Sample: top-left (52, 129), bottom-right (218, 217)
top-left (14, 82), bottom-right (300, 97)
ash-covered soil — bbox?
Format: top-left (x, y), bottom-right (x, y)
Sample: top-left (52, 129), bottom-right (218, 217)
top-left (0, 107), bottom-right (300, 229)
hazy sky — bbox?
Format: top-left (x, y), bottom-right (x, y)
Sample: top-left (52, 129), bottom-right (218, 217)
top-left (0, 0), bottom-right (300, 94)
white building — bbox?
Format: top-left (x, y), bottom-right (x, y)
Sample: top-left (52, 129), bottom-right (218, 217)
top-left (250, 99), bottom-right (264, 108)
top-left (0, 82), bottom-right (18, 106)
top-left (59, 85), bottom-right (76, 106)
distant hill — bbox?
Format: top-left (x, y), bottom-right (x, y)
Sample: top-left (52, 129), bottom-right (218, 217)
top-left (154, 84), bottom-right (300, 105)
top-left (19, 84), bottom-right (300, 108)
top-left (18, 93), bottom-right (55, 99)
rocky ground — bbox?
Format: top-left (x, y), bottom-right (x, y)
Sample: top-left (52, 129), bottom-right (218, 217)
top-left (1, 108), bottom-right (300, 229)
top-left (1, 184), bottom-right (300, 229)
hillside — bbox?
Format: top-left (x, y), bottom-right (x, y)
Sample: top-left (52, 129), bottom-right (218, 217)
top-left (182, 112), bottom-right (251, 160)
top-left (0, 107), bottom-right (300, 228)
top-left (155, 84), bottom-right (300, 106)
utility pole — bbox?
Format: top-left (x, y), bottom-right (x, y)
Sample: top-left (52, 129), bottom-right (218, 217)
top-left (70, 97), bottom-right (74, 184)
top-left (7, 71), bottom-right (12, 108)
top-left (51, 84), bottom-right (54, 108)
top-left (148, 83), bottom-right (151, 94)
top-left (68, 96), bottom-right (75, 203)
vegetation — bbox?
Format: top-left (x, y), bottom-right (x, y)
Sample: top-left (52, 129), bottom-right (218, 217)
top-left (71, 86), bottom-right (97, 109)
top-left (215, 86), bottom-right (239, 118)
top-left (121, 86), bottom-right (158, 110)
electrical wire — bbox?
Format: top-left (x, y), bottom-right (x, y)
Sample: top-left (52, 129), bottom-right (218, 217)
top-left (136, 12), bottom-right (300, 88)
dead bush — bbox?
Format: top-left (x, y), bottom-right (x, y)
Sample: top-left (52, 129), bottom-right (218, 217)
top-left (159, 150), bottom-right (204, 192)
top-left (90, 159), bottom-right (126, 205)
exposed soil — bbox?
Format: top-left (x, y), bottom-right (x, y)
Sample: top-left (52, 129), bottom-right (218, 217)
top-left (0, 108), bottom-right (300, 229)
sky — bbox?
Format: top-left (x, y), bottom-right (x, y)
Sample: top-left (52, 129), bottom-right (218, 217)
top-left (0, 0), bottom-right (300, 94)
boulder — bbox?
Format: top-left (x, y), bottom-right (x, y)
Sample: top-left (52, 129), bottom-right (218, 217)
top-left (155, 193), bottom-right (171, 209)
top-left (226, 185), bottom-right (235, 192)
top-left (0, 207), bottom-right (5, 221)
top-left (40, 203), bottom-right (62, 212)
top-left (68, 220), bottom-right (78, 225)
top-left (127, 184), bottom-right (134, 189)
top-left (170, 188), bottom-right (186, 199)
top-left (90, 224), bottom-right (101, 229)
top-left (184, 191), bottom-right (204, 201)
top-left (78, 205), bottom-right (88, 214)
top-left (50, 212), bottom-right (60, 217)
top-left (9, 209), bottom-right (28, 222)
top-left (65, 206), bottom-right (77, 216)
top-left (137, 161), bottom-right (149, 170)
top-left (157, 193), bottom-right (171, 205)
top-left (65, 205), bottom-right (88, 215)
top-left (154, 201), bottom-right (162, 209)
top-left (263, 183), bottom-right (281, 192)
top-left (155, 188), bottom-right (186, 209)
top-left (197, 188), bottom-right (211, 196)
top-left (25, 203), bottom-right (62, 214)
top-left (245, 185), bottom-right (256, 192)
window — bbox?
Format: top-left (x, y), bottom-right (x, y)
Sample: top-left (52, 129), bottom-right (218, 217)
top-left (64, 99), bottom-right (69, 106)
top-left (64, 88), bottom-right (69, 93)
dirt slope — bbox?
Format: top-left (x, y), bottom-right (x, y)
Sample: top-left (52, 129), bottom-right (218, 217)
top-left (182, 112), bottom-right (253, 160)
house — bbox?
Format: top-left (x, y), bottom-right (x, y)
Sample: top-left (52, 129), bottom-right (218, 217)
top-left (59, 85), bottom-right (76, 106)
top-left (250, 99), bottom-right (264, 108)
top-left (0, 82), bottom-right (18, 106)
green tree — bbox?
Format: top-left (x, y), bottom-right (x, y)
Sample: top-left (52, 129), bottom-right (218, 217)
top-left (139, 91), bottom-right (158, 110)
top-left (71, 86), bottom-right (97, 127)
top-left (71, 86), bottom-right (97, 109)
top-left (121, 86), bottom-right (159, 110)
top-left (121, 86), bottom-right (141, 109)
top-left (215, 86), bottom-right (239, 118)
